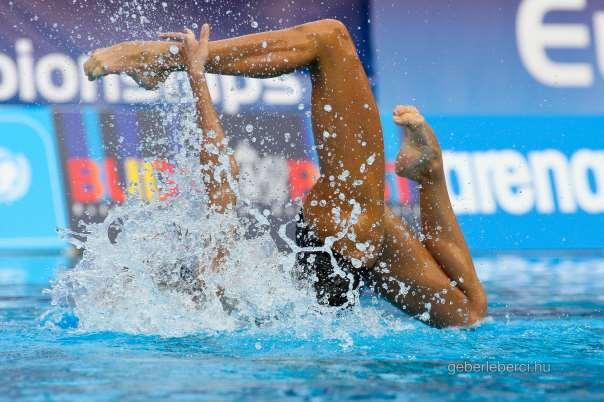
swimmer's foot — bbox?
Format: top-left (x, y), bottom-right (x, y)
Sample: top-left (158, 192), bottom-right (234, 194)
top-left (393, 105), bottom-right (443, 184)
top-left (84, 41), bottom-right (181, 90)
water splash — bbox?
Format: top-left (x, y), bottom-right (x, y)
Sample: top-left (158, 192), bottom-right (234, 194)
top-left (42, 1), bottom-right (414, 341)
top-left (45, 101), bottom-right (412, 341)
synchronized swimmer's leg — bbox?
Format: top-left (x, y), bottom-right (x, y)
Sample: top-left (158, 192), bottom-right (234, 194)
top-left (372, 106), bottom-right (486, 327)
top-left (84, 21), bottom-right (486, 327)
top-left (85, 19), bottom-right (385, 266)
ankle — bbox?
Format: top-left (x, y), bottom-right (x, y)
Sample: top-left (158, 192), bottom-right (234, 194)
top-left (415, 157), bottom-right (445, 185)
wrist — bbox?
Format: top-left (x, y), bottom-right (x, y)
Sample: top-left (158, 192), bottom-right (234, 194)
top-left (188, 67), bottom-right (207, 82)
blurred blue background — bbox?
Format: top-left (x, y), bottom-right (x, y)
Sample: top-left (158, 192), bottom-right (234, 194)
top-left (373, 0), bottom-right (604, 252)
top-left (0, 0), bottom-right (602, 284)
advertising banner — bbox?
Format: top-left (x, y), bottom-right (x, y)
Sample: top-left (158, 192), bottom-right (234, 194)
top-left (373, 0), bottom-right (604, 252)
top-left (0, 107), bottom-right (67, 249)
top-left (0, 0), bottom-right (382, 253)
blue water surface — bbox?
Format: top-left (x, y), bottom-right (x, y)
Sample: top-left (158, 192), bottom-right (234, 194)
top-left (1, 256), bottom-right (603, 402)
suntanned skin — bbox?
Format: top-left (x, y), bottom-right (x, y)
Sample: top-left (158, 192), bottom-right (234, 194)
top-left (84, 19), bottom-right (486, 328)
top-left (176, 24), bottom-right (239, 214)
top-left (175, 24), bottom-right (238, 274)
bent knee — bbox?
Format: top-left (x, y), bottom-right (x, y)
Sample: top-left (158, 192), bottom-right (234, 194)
top-left (435, 292), bottom-right (487, 328)
top-left (464, 292), bottom-right (488, 326)
top-left (311, 19), bottom-right (355, 52)
top-left (315, 19), bottom-right (350, 36)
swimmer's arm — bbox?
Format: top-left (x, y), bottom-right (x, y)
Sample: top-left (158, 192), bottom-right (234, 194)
top-left (190, 65), bottom-right (240, 213)
top-left (164, 25), bottom-right (240, 213)
top-left (169, 26), bottom-right (239, 286)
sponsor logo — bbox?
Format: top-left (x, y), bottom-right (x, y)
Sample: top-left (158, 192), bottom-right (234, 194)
top-left (0, 146), bottom-right (31, 203)
top-left (444, 148), bottom-right (604, 215)
top-left (0, 111), bottom-right (67, 250)
top-left (65, 142), bottom-right (414, 219)
top-left (0, 39), bottom-right (304, 112)
top-left (517, 0), bottom-right (604, 87)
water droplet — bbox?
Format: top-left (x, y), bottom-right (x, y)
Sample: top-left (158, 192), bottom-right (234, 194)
top-left (338, 170), bottom-right (350, 181)
top-left (251, 21), bottom-right (259, 28)
top-left (323, 104), bottom-right (332, 112)
top-left (169, 45), bottom-right (179, 55)
top-left (355, 242), bottom-right (368, 252)
top-left (245, 124), bottom-right (254, 133)
top-left (261, 40), bottom-right (268, 48)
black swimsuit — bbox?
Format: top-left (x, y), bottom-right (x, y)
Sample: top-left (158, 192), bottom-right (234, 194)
top-left (294, 212), bottom-right (361, 307)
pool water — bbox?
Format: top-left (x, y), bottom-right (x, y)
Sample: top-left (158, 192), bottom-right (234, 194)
top-left (1, 256), bottom-right (603, 401)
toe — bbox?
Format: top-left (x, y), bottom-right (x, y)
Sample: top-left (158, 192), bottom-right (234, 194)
top-left (83, 57), bottom-right (98, 77)
top-left (92, 65), bottom-right (106, 79)
top-left (394, 105), bottom-right (419, 116)
top-left (393, 112), bottom-right (425, 128)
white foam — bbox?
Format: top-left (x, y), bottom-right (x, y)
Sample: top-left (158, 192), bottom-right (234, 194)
top-left (46, 103), bottom-right (410, 341)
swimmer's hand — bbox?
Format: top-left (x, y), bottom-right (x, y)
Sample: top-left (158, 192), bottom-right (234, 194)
top-left (159, 24), bottom-right (210, 75)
